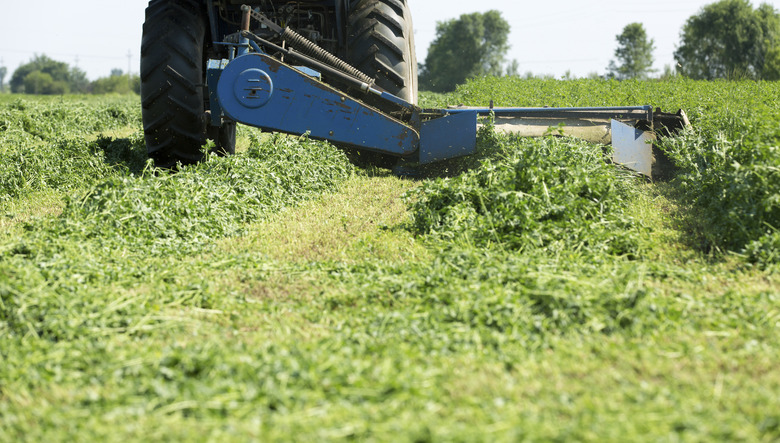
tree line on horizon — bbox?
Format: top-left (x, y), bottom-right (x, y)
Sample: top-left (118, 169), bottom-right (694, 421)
top-left (0, 54), bottom-right (140, 95)
top-left (1, 0), bottom-right (778, 96)
top-left (419, 0), bottom-right (780, 92)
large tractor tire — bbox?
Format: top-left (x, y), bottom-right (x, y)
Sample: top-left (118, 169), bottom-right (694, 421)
top-left (347, 0), bottom-right (418, 104)
top-left (141, 0), bottom-right (235, 168)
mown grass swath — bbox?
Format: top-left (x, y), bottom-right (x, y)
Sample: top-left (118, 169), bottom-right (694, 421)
top-left (408, 127), bottom-right (641, 257)
top-left (0, 97), bottom-right (142, 202)
top-left (448, 77), bottom-right (780, 264)
top-left (2, 124), bottom-right (353, 341)
top-left (0, 77), bottom-right (779, 442)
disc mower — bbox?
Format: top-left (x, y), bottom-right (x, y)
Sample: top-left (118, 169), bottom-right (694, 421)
top-left (141, 0), bottom-right (688, 177)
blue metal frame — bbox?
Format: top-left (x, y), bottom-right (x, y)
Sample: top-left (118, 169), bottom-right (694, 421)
top-left (202, 2), bottom-right (481, 165)
top-left (204, 13), bottom-right (656, 166)
top-left (215, 53), bottom-right (422, 157)
top-left (208, 51), bottom-right (481, 164)
top-left (206, 59), bottom-right (229, 127)
top-left (208, 50), bottom-right (664, 166)
top-left (419, 112), bottom-right (478, 164)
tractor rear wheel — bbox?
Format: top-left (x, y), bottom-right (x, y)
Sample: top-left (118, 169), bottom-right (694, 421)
top-left (141, 0), bottom-right (235, 168)
top-left (347, 0), bottom-right (418, 104)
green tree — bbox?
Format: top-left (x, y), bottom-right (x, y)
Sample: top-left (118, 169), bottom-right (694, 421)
top-left (22, 71), bottom-right (68, 95)
top-left (505, 59), bottom-right (520, 77)
top-left (91, 74), bottom-right (141, 95)
top-left (674, 0), bottom-right (780, 79)
top-left (607, 23), bottom-right (655, 80)
top-left (69, 66), bottom-right (90, 94)
top-left (0, 66), bottom-right (7, 92)
top-left (660, 64), bottom-right (678, 80)
top-left (763, 44), bottom-right (780, 79)
top-left (419, 10), bottom-right (510, 92)
top-left (10, 55), bottom-right (70, 93)
top-left (9, 54), bottom-right (89, 94)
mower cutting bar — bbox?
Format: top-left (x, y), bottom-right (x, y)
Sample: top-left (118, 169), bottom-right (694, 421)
top-left (209, 50), bottom-right (687, 174)
top-left (444, 106), bottom-right (654, 122)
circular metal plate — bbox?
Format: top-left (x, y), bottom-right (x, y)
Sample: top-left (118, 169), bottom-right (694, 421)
top-left (233, 68), bottom-right (273, 108)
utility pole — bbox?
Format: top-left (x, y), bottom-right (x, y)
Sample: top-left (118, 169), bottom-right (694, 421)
top-left (127, 50), bottom-right (132, 90)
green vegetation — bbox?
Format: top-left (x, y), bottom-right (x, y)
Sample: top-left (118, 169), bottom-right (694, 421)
top-left (448, 76), bottom-right (780, 265)
top-left (1, 77), bottom-right (779, 441)
top-left (607, 22), bottom-right (655, 80)
top-left (9, 55), bottom-right (88, 95)
top-left (419, 10), bottom-right (511, 92)
top-left (8, 55), bottom-right (140, 95)
top-left (409, 129), bottom-right (641, 257)
top-left (0, 96), bottom-right (141, 202)
top-left (675, 0), bottom-right (780, 80)
top-left (91, 73), bottom-right (141, 95)
top-left (0, 66), bottom-right (7, 93)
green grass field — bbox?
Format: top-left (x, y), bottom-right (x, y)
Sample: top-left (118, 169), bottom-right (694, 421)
top-left (1, 77), bottom-right (778, 442)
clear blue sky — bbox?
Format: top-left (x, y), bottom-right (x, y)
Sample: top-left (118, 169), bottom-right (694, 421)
top-left (1, 0), bottom-right (779, 80)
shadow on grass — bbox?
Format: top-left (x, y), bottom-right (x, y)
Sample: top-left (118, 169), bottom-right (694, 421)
top-left (652, 180), bottom-right (733, 263)
top-left (94, 134), bottom-right (148, 176)
top-left (339, 125), bottom-right (504, 181)
top-left (345, 145), bottom-right (500, 181)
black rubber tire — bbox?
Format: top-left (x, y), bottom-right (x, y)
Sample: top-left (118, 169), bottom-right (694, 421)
top-left (141, 0), bottom-right (235, 168)
top-left (347, 0), bottom-right (418, 104)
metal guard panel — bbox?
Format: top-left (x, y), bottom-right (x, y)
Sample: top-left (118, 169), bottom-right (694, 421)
top-left (217, 54), bottom-right (419, 156)
top-left (419, 112), bottom-right (478, 164)
top-left (611, 119), bottom-right (655, 177)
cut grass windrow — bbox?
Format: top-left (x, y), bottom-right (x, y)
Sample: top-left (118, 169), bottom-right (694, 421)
top-left (1, 82), bottom-right (779, 442)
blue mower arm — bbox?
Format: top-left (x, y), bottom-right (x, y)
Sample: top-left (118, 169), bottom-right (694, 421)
top-left (209, 52), bottom-right (478, 164)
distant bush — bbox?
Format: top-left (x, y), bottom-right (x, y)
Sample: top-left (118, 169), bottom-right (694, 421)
top-left (91, 74), bottom-right (141, 95)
